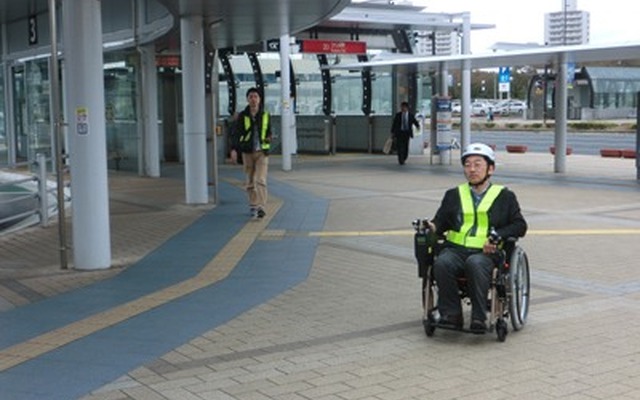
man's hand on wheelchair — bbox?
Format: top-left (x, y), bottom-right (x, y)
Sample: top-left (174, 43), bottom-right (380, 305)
top-left (483, 240), bottom-right (498, 254)
top-left (484, 228), bottom-right (502, 254)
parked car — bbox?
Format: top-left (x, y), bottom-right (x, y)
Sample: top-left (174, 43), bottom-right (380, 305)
top-left (470, 101), bottom-right (492, 116)
top-left (497, 100), bottom-right (527, 115)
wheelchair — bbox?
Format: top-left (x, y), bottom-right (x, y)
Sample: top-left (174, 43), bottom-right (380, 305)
top-left (412, 218), bottom-right (530, 342)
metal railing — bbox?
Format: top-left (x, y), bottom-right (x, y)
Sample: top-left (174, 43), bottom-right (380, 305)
top-left (0, 154), bottom-right (69, 234)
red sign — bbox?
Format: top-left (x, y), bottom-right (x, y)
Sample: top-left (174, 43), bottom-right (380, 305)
top-left (156, 55), bottom-right (181, 67)
top-left (300, 39), bottom-right (366, 54)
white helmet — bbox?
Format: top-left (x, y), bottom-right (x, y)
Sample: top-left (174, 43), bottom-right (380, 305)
top-left (461, 143), bottom-right (495, 165)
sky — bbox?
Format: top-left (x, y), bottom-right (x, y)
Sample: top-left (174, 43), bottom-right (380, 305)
top-left (413, 0), bottom-right (640, 53)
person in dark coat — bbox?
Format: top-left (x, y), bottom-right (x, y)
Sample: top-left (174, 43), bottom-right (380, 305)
top-left (390, 101), bottom-right (419, 165)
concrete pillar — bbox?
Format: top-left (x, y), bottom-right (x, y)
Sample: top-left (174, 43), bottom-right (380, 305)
top-left (180, 15), bottom-right (209, 204)
top-left (140, 44), bottom-right (160, 177)
top-left (280, 34), bottom-right (293, 171)
top-left (62, 0), bottom-right (111, 270)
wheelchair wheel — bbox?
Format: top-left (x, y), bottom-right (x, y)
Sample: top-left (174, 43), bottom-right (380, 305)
top-left (423, 316), bottom-right (436, 337)
top-left (508, 246), bottom-right (530, 331)
top-left (496, 318), bottom-right (508, 342)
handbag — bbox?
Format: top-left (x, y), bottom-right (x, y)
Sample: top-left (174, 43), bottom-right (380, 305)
top-left (383, 136), bottom-right (394, 155)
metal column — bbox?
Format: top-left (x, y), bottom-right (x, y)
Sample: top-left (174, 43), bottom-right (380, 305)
top-left (554, 53), bottom-right (568, 173)
top-left (280, 34), bottom-right (293, 171)
top-left (140, 44), bottom-right (160, 178)
top-left (460, 12), bottom-right (472, 149)
top-left (180, 14), bottom-right (209, 204)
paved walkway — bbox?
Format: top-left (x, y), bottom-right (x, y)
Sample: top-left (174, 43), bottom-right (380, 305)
top-left (1, 150), bottom-right (640, 399)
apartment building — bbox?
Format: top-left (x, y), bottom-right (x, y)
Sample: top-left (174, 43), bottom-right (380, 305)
top-left (544, 0), bottom-right (590, 45)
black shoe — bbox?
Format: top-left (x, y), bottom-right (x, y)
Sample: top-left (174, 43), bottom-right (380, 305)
top-left (469, 319), bottom-right (487, 334)
top-left (256, 208), bottom-right (266, 219)
top-left (438, 315), bottom-right (463, 330)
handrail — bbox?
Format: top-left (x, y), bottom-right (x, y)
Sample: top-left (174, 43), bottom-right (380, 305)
top-left (0, 176), bottom-right (36, 188)
top-left (0, 154), bottom-right (70, 235)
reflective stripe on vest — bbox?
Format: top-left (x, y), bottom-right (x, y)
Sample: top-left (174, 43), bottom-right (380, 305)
top-left (446, 183), bottom-right (504, 249)
top-left (241, 112), bottom-right (270, 151)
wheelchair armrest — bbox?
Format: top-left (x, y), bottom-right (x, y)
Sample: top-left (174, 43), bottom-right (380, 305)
top-left (499, 237), bottom-right (520, 264)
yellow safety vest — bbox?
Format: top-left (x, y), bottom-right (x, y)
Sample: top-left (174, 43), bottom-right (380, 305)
top-left (446, 183), bottom-right (504, 249)
top-left (241, 112), bottom-right (270, 151)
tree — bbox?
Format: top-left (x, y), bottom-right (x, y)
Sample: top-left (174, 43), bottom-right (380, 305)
top-left (448, 68), bottom-right (534, 100)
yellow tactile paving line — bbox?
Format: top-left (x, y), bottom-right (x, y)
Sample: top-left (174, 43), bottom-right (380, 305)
top-left (309, 229), bottom-right (640, 237)
top-left (0, 199), bottom-right (283, 372)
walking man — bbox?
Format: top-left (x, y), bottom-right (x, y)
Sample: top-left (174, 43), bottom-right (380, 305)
top-left (230, 87), bottom-right (272, 219)
top-left (391, 101), bottom-right (419, 165)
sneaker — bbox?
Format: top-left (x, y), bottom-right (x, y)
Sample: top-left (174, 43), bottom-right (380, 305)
top-left (250, 207), bottom-right (258, 218)
top-left (437, 314), bottom-right (463, 330)
top-left (469, 319), bottom-right (487, 334)
top-left (256, 208), bottom-right (266, 219)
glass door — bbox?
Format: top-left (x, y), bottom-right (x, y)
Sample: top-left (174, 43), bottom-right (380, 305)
top-left (12, 59), bottom-right (52, 165)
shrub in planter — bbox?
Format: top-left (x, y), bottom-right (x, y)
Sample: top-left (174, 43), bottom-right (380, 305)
top-left (600, 148), bottom-right (622, 158)
top-left (549, 146), bottom-right (573, 155)
top-left (506, 145), bottom-right (528, 153)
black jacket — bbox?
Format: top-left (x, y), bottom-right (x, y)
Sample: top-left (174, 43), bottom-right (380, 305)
top-left (432, 183), bottom-right (527, 244)
top-left (391, 111), bottom-right (419, 139)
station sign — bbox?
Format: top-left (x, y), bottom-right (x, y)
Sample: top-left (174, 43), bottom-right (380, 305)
top-left (299, 39), bottom-right (366, 54)
top-left (265, 39), bottom-right (280, 52)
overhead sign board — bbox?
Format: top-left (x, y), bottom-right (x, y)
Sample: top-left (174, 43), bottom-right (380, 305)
top-left (266, 39), bottom-right (280, 52)
top-left (300, 39), bottom-right (366, 54)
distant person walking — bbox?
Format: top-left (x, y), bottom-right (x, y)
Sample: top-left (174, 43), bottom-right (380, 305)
top-left (391, 101), bottom-right (419, 165)
top-left (230, 87), bottom-right (272, 219)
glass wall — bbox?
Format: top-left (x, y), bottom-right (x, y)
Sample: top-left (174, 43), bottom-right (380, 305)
top-left (0, 63), bottom-right (6, 166)
top-left (104, 51), bottom-right (139, 171)
top-left (292, 55), bottom-right (323, 115)
top-left (216, 52), bottom-right (399, 118)
top-left (256, 54), bottom-right (282, 115)
top-left (416, 73), bottom-right (433, 117)
top-left (216, 58), bottom-right (230, 117)
top-left (587, 67), bottom-right (640, 109)
top-left (331, 55), bottom-right (362, 115)
top-left (371, 70), bottom-right (392, 116)
top-left (227, 54), bottom-right (256, 116)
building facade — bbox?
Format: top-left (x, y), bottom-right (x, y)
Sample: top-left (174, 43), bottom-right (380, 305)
top-left (544, 0), bottom-right (590, 46)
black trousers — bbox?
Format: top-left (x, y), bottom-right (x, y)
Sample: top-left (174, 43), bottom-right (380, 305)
top-left (433, 246), bottom-right (496, 322)
top-left (396, 131), bottom-right (411, 164)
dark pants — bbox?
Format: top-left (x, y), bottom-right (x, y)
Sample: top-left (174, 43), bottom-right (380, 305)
top-left (396, 131), bottom-right (411, 164)
top-left (433, 246), bottom-right (495, 322)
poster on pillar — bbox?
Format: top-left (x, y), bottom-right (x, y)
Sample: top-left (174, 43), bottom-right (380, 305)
top-left (76, 107), bottom-right (89, 135)
top-left (432, 97), bottom-right (452, 150)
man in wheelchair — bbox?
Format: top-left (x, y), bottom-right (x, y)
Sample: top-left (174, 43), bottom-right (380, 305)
top-left (425, 143), bottom-right (527, 334)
